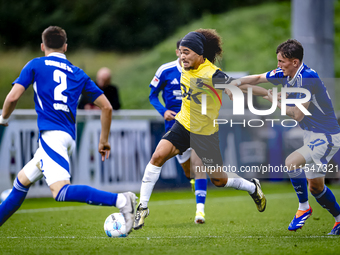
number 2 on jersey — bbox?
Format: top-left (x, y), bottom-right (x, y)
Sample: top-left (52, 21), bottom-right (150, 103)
top-left (54, 70), bottom-right (68, 103)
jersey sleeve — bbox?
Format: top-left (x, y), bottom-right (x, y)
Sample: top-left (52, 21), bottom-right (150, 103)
top-left (81, 75), bottom-right (103, 103)
top-left (212, 70), bottom-right (235, 89)
top-left (12, 59), bottom-right (36, 89)
top-left (266, 68), bottom-right (285, 85)
top-left (149, 69), bottom-right (167, 117)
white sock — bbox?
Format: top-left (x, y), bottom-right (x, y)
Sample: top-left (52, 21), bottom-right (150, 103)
top-left (225, 174), bottom-right (255, 194)
top-left (116, 193), bottom-right (127, 209)
top-left (298, 201), bottom-right (310, 211)
top-left (196, 203), bottom-right (205, 214)
top-left (140, 162), bottom-right (162, 208)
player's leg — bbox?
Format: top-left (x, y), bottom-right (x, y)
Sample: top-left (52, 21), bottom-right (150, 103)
top-left (135, 121), bottom-right (188, 230)
top-left (190, 150), bottom-right (207, 224)
top-left (134, 139), bottom-right (180, 229)
top-left (41, 131), bottom-right (137, 232)
top-left (305, 132), bottom-right (340, 235)
top-left (50, 180), bottom-right (136, 232)
top-left (193, 132), bottom-right (266, 212)
top-left (177, 148), bottom-right (207, 223)
top-left (285, 149), bottom-right (312, 231)
top-left (307, 176), bottom-right (340, 235)
top-left (0, 154), bottom-right (43, 226)
top-left (209, 170), bottom-right (266, 212)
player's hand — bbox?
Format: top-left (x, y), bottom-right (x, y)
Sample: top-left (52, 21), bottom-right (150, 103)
top-left (263, 89), bottom-right (273, 102)
top-left (164, 110), bottom-right (176, 121)
top-left (98, 141), bottom-right (111, 161)
top-left (0, 123), bottom-right (8, 127)
top-left (224, 88), bottom-right (233, 100)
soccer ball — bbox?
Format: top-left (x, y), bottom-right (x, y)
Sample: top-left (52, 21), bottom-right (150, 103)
top-left (0, 189), bottom-right (12, 203)
top-left (104, 213), bottom-right (128, 238)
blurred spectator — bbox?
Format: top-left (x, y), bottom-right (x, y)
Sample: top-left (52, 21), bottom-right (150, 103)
top-left (78, 67), bottom-right (121, 110)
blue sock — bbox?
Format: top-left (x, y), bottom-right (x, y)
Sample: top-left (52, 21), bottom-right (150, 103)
top-left (0, 177), bottom-right (29, 226)
top-left (312, 186), bottom-right (340, 217)
top-left (287, 169), bottom-right (308, 203)
top-left (55, 184), bottom-right (118, 206)
top-left (195, 179), bottom-right (207, 206)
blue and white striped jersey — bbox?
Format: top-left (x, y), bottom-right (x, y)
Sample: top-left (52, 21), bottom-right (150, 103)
top-left (13, 53), bottom-right (103, 139)
top-left (266, 63), bottom-right (340, 134)
top-left (149, 59), bottom-right (182, 132)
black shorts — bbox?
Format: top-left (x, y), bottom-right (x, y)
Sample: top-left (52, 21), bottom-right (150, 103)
top-left (162, 120), bottom-right (223, 167)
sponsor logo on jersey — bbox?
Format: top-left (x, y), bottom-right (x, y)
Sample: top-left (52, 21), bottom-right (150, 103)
top-left (173, 90), bottom-right (182, 100)
top-left (150, 76), bottom-right (160, 87)
top-left (202, 157), bottom-right (213, 164)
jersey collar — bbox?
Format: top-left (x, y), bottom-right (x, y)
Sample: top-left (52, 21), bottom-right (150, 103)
top-left (47, 52), bottom-right (67, 59)
top-left (288, 62), bottom-right (304, 86)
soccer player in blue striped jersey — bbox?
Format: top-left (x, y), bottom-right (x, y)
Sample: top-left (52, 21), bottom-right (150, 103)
top-left (228, 39), bottom-right (340, 235)
top-left (0, 26), bottom-right (136, 232)
top-left (148, 39), bottom-right (208, 224)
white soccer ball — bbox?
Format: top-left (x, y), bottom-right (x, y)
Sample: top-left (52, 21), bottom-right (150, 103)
top-left (0, 189), bottom-right (12, 203)
top-left (104, 213), bottom-right (128, 238)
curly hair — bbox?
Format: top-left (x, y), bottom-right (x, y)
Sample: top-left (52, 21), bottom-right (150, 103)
top-left (195, 28), bottom-right (223, 64)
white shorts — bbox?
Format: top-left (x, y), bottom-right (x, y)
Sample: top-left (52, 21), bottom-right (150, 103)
top-left (175, 148), bottom-right (192, 164)
top-left (23, 131), bottom-right (75, 186)
top-left (297, 130), bottom-right (340, 179)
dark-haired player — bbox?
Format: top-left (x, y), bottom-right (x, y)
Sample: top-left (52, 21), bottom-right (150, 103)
top-left (0, 26), bottom-right (136, 232)
top-left (134, 29), bottom-right (267, 230)
top-left (228, 39), bottom-right (340, 235)
top-left (149, 39), bottom-right (207, 224)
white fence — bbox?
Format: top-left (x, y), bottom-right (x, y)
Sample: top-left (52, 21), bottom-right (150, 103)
top-left (0, 109), bottom-right (175, 198)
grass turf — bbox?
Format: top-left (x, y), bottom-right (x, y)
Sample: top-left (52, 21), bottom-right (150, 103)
top-left (1, 182), bottom-right (340, 254)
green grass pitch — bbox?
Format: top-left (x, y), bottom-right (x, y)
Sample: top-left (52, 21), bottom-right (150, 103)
top-left (1, 182), bottom-right (340, 254)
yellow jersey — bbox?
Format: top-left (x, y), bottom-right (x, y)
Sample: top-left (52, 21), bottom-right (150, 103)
top-left (175, 59), bottom-right (223, 135)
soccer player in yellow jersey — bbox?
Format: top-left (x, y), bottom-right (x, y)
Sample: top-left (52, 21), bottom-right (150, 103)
top-left (134, 29), bottom-right (267, 230)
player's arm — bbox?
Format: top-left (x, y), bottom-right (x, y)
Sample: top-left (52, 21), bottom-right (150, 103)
top-left (224, 73), bottom-right (268, 99)
top-left (93, 94), bottom-right (112, 161)
top-left (0, 84), bottom-right (26, 126)
top-left (238, 84), bottom-right (268, 97)
top-left (234, 73), bottom-right (269, 86)
top-left (149, 79), bottom-right (176, 121)
top-left (265, 89), bottom-right (309, 122)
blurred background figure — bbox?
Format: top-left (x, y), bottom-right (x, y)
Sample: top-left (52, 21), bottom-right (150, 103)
top-left (78, 67), bottom-right (121, 110)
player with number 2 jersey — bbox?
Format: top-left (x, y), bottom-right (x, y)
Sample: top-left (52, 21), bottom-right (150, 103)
top-left (0, 26), bottom-right (136, 232)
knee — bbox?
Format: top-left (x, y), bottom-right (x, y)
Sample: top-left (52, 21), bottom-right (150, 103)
top-left (211, 178), bottom-right (227, 187)
top-left (285, 158), bottom-right (296, 170)
top-left (308, 182), bottom-right (324, 195)
top-left (17, 170), bottom-right (32, 187)
top-left (150, 151), bottom-right (166, 167)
